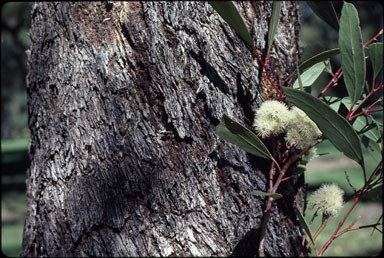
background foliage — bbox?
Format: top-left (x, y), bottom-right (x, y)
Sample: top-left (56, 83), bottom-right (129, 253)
top-left (1, 2), bottom-right (31, 140)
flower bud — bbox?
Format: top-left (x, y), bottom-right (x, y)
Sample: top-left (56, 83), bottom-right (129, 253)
top-left (308, 183), bottom-right (344, 218)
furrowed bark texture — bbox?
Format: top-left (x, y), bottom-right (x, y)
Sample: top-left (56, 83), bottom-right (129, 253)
top-left (22, 2), bottom-right (307, 256)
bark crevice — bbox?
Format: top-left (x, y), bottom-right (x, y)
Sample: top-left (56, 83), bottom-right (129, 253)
top-left (22, 2), bottom-right (307, 257)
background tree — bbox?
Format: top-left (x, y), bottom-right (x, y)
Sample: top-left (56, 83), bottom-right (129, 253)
top-left (1, 2), bottom-right (31, 139)
top-left (21, 2), bottom-right (306, 256)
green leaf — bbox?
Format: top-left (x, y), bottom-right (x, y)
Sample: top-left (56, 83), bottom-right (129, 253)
top-left (339, 3), bottom-right (366, 105)
top-left (289, 48), bottom-right (340, 78)
top-left (208, 1), bottom-right (254, 48)
top-left (251, 190), bottom-right (283, 200)
top-left (295, 56), bottom-right (304, 90)
top-left (371, 117), bottom-right (383, 146)
top-left (361, 136), bottom-right (382, 167)
top-left (306, 1), bottom-right (339, 31)
top-left (293, 61), bottom-right (327, 89)
top-left (363, 185), bottom-right (382, 201)
top-left (302, 49), bottom-right (337, 70)
top-left (368, 42), bottom-right (383, 79)
top-left (337, 101), bottom-right (350, 119)
top-left (310, 73), bottom-right (338, 98)
top-left (284, 88), bottom-right (364, 167)
top-left (215, 114), bottom-right (274, 161)
top-left (267, 1), bottom-right (281, 54)
top-left (295, 207), bottom-right (316, 247)
top-left (353, 116), bottom-right (381, 143)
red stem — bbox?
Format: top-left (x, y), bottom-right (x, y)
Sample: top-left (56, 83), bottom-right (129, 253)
top-left (321, 29), bottom-right (382, 99)
top-left (283, 29), bottom-right (382, 88)
top-left (319, 161), bottom-right (382, 256)
top-left (363, 29), bottom-right (383, 48)
top-left (281, 176), bottom-right (291, 182)
top-left (349, 97), bottom-right (383, 120)
top-left (253, 48), bottom-right (265, 66)
top-left (253, 48), bottom-right (282, 99)
top-left (318, 67), bottom-right (343, 98)
top-left (269, 161), bottom-right (276, 192)
top-left (335, 222), bottom-right (383, 236)
top-left (319, 197), bottom-right (360, 256)
top-left (347, 84), bottom-right (383, 121)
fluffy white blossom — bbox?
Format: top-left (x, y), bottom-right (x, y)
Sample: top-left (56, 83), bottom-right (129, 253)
top-left (284, 107), bottom-right (322, 149)
top-left (308, 183), bottom-right (344, 218)
top-left (302, 147), bottom-right (319, 162)
top-left (253, 100), bottom-right (292, 138)
top-left (253, 101), bottom-right (322, 149)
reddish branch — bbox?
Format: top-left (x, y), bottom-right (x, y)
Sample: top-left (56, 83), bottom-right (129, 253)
top-left (346, 83), bottom-right (383, 121)
top-left (254, 29), bottom-right (383, 256)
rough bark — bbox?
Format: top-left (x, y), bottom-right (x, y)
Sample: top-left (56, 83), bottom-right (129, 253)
top-left (22, 1), bottom-right (307, 257)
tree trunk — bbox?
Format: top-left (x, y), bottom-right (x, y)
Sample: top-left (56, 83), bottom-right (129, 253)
top-left (22, 1), bottom-right (307, 256)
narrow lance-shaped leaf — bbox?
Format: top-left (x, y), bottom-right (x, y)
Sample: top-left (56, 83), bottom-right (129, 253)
top-left (339, 3), bottom-right (366, 105)
top-left (284, 88), bottom-right (364, 167)
top-left (208, 1), bottom-right (254, 48)
top-left (353, 116), bottom-right (381, 143)
top-left (215, 114), bottom-right (274, 161)
top-left (299, 48), bottom-right (340, 72)
top-left (363, 185), bottom-right (382, 201)
top-left (288, 48), bottom-right (340, 79)
top-left (295, 56), bottom-right (304, 90)
top-left (295, 207), bottom-right (316, 247)
top-left (337, 101), bottom-right (350, 118)
top-left (368, 42), bottom-right (383, 79)
top-left (306, 1), bottom-right (339, 31)
top-left (361, 136), bottom-right (382, 167)
top-left (293, 61), bottom-right (327, 89)
top-left (267, 1), bottom-right (281, 54)
top-left (251, 190), bottom-right (283, 200)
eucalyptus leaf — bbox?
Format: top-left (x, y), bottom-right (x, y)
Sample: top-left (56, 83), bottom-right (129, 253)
top-left (363, 185), bottom-right (382, 201)
top-left (339, 99), bottom-right (364, 124)
top-left (295, 56), bottom-right (304, 90)
top-left (339, 3), bottom-right (366, 105)
top-left (368, 42), bottom-right (383, 79)
top-left (293, 61), bottom-right (327, 89)
top-left (361, 136), bottom-right (382, 167)
top-left (215, 114), bottom-right (274, 161)
top-left (337, 101), bottom-right (350, 118)
top-left (306, 1), bottom-right (339, 31)
top-left (288, 48), bottom-right (340, 79)
top-left (300, 48), bottom-right (340, 72)
top-left (371, 117), bottom-right (383, 144)
top-left (267, 1), bottom-right (281, 54)
top-left (295, 207), bottom-right (316, 247)
top-left (353, 116), bottom-right (381, 143)
top-left (364, 126), bottom-right (381, 143)
top-left (208, 1), bottom-right (254, 48)
top-left (284, 88), bottom-right (364, 167)
top-left (251, 190), bottom-right (283, 200)
top-left (328, 100), bottom-right (340, 112)
top-left (310, 72), bottom-right (338, 97)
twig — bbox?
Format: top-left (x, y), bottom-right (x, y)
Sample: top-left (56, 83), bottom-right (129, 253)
top-left (363, 29), bottom-right (383, 48)
top-left (346, 79), bottom-right (383, 121)
top-left (319, 197), bottom-right (360, 255)
top-left (306, 216), bottom-right (328, 250)
top-left (318, 67), bottom-right (343, 98)
top-left (344, 171), bottom-right (357, 193)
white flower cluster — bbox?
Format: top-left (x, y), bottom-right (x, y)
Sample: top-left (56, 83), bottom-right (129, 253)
top-left (253, 100), bottom-right (322, 150)
top-left (253, 100), bottom-right (291, 138)
top-left (284, 107), bottom-right (322, 149)
top-left (301, 147), bottom-right (318, 162)
top-left (308, 183), bottom-right (344, 218)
